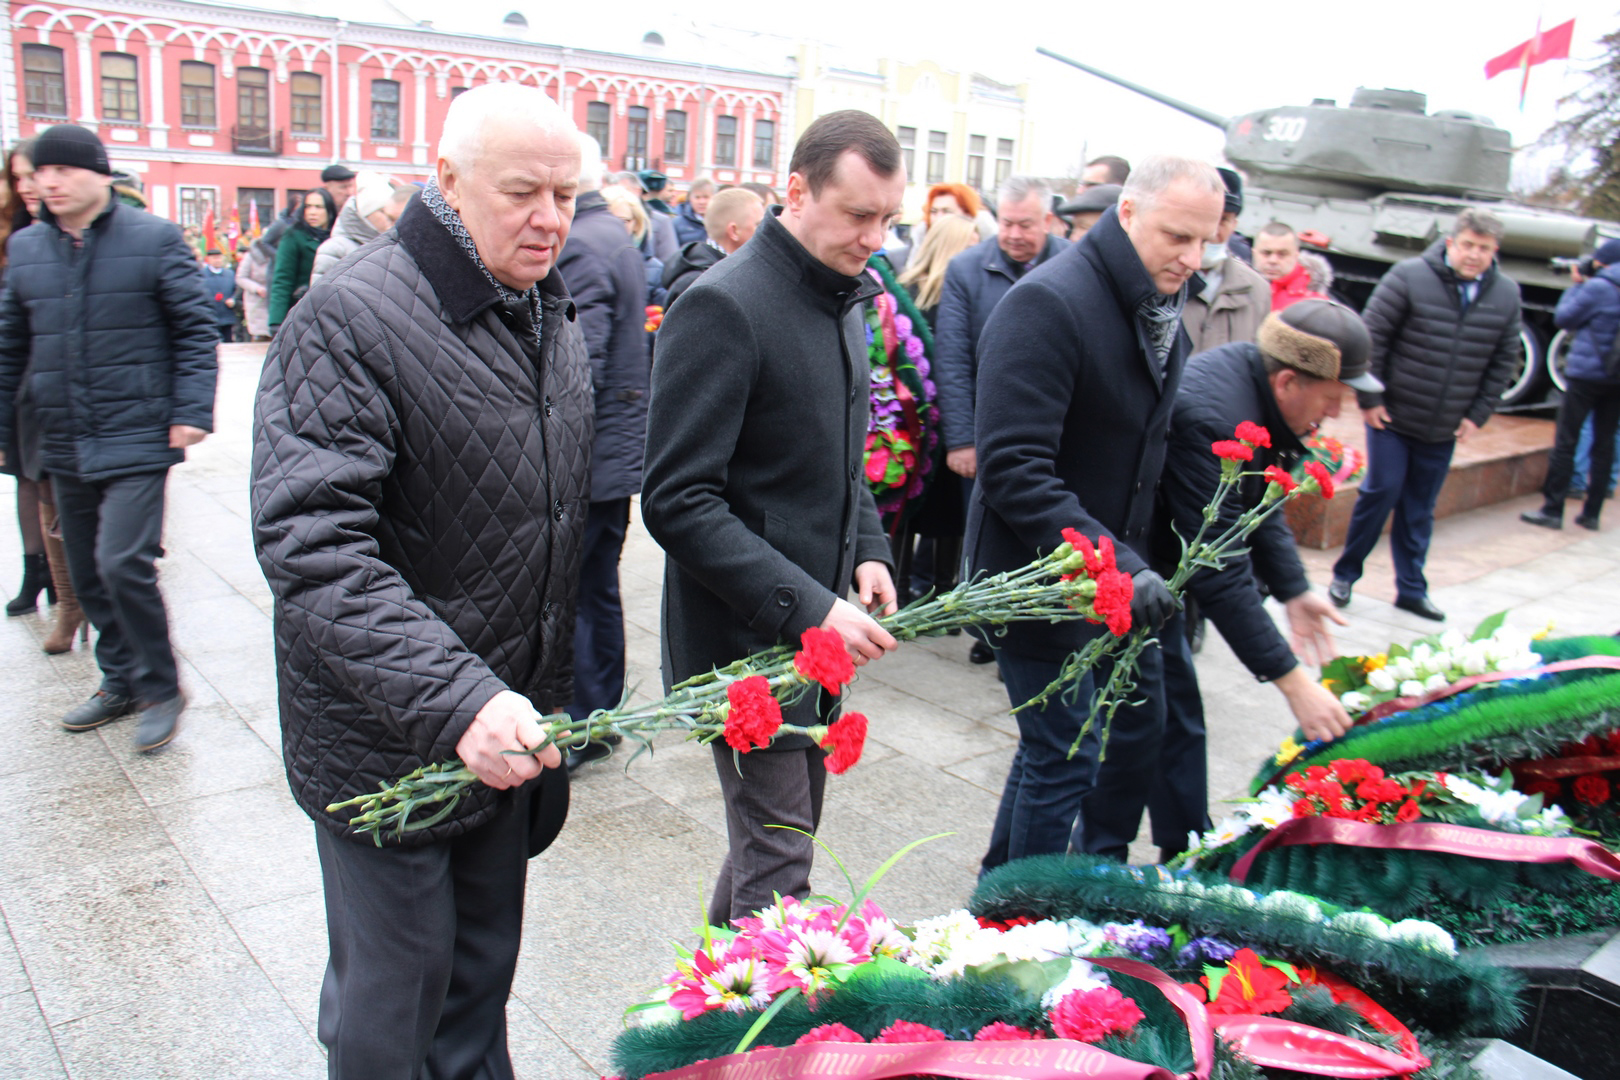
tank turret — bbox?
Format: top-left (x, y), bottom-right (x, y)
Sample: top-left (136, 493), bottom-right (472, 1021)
top-left (1039, 48), bottom-right (1511, 199)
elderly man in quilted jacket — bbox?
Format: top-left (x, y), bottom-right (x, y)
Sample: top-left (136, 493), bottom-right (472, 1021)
top-left (1329, 208), bottom-right (1522, 622)
top-left (251, 84), bottom-right (591, 1080)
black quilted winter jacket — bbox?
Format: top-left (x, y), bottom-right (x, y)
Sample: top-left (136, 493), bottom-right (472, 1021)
top-left (1356, 242), bottom-right (1522, 444)
top-left (0, 198), bottom-right (217, 481)
top-left (251, 196), bottom-right (593, 846)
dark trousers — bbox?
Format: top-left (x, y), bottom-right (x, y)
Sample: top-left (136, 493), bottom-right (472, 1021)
top-left (51, 469), bottom-right (178, 703)
top-left (1144, 610), bottom-right (1210, 857)
top-left (1542, 378), bottom-right (1620, 520)
top-left (315, 796), bottom-right (530, 1080)
top-left (982, 642), bottom-right (1165, 873)
top-left (1332, 426), bottom-right (1455, 602)
top-left (566, 497), bottom-right (631, 721)
top-left (216, 324), bottom-right (235, 343)
top-left (709, 743), bottom-right (826, 926)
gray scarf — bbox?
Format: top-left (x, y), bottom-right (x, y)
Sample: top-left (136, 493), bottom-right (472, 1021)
top-left (420, 177), bottom-right (543, 342)
top-left (1139, 290), bottom-right (1187, 374)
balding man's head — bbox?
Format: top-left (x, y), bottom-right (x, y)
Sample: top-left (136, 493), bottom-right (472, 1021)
top-left (436, 83), bottom-right (581, 290)
top-left (705, 187), bottom-right (765, 253)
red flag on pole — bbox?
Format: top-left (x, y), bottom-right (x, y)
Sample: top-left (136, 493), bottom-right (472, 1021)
top-left (201, 206), bottom-right (217, 252)
top-left (1484, 17), bottom-right (1575, 80)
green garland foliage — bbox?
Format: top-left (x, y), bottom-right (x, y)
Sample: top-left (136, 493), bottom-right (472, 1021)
top-left (1417, 883), bottom-right (1620, 947)
top-left (868, 254), bottom-right (934, 355)
top-left (969, 855), bottom-right (1524, 1037)
top-left (1197, 840), bottom-right (1590, 918)
top-left (1251, 636), bottom-right (1620, 794)
top-left (611, 970), bottom-right (1186, 1080)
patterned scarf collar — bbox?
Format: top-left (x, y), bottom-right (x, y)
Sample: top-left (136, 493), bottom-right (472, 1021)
top-left (420, 177), bottom-right (542, 339)
top-left (1139, 289), bottom-right (1187, 371)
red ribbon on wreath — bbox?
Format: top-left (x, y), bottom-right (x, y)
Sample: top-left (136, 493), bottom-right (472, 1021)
top-left (1211, 967), bottom-right (1428, 1077)
top-left (1228, 817), bottom-right (1620, 884)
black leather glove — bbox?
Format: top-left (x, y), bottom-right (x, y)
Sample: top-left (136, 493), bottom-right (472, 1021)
top-left (1130, 569), bottom-right (1179, 631)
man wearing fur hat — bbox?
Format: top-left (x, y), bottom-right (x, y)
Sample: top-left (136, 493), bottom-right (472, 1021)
top-left (1140, 300), bottom-right (1378, 859)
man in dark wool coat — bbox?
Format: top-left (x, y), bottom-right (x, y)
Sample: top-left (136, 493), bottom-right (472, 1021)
top-left (642, 110), bottom-right (903, 926)
top-left (968, 156), bottom-right (1225, 871)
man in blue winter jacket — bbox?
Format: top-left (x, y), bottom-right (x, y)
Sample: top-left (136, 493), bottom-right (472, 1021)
top-left (1522, 237), bottom-right (1620, 532)
top-left (0, 124), bottom-right (217, 751)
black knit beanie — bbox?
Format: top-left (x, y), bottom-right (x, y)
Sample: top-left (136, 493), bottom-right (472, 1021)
top-left (32, 124), bottom-right (111, 175)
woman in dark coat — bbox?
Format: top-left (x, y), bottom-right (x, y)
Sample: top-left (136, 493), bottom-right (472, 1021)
top-left (1, 139), bottom-right (56, 625)
top-left (268, 188), bottom-right (336, 332)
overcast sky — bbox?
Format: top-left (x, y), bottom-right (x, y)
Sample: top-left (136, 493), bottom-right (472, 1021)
top-left (447, 0), bottom-right (1617, 187)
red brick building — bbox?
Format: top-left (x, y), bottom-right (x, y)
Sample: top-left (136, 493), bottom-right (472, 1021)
top-left (2, 0), bottom-right (792, 228)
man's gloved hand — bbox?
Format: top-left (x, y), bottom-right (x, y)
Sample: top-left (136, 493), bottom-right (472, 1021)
top-left (1129, 569), bottom-right (1178, 631)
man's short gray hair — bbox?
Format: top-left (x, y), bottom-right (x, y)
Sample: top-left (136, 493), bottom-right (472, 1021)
top-left (1120, 156), bottom-right (1225, 212)
top-left (576, 132), bottom-right (604, 192)
top-left (437, 82), bottom-right (572, 171)
top-left (1452, 207), bottom-right (1505, 241)
top-left (997, 176), bottom-right (1053, 213)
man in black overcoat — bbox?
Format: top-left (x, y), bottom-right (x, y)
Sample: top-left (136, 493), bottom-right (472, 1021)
top-left (968, 157), bottom-right (1225, 869)
top-left (556, 133), bottom-right (653, 769)
top-left (642, 111), bottom-right (903, 926)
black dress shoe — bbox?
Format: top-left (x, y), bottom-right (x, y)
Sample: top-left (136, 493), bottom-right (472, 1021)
top-left (1327, 578), bottom-right (1353, 609)
top-left (969, 640), bottom-right (995, 665)
top-left (1575, 513), bottom-right (1601, 531)
top-left (1394, 595), bottom-right (1445, 621)
top-left (565, 734), bottom-right (622, 773)
top-left (1519, 509), bottom-right (1563, 530)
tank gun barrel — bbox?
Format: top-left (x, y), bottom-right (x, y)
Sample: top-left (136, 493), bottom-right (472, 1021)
top-left (1036, 47), bottom-right (1229, 130)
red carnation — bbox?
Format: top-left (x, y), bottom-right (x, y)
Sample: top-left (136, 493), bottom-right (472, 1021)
top-left (1522, 779), bottom-right (1563, 800)
top-left (977, 914), bottom-right (1038, 931)
top-left (873, 1020), bottom-right (946, 1044)
top-left (213, 291), bottom-right (224, 302)
top-left (1263, 465), bottom-right (1298, 494)
top-left (1574, 774), bottom-right (1612, 806)
top-left (1091, 568), bottom-right (1134, 637)
top-left (975, 1022), bottom-right (1045, 1041)
top-left (1291, 798), bottom-right (1319, 818)
top-left (1605, 730), bottom-right (1620, 755)
top-left (723, 676), bottom-right (782, 752)
top-left (1395, 799), bottom-right (1421, 823)
top-left (794, 627), bottom-right (856, 695)
top-left (1048, 986), bottom-right (1144, 1043)
top-left (1304, 460), bottom-right (1335, 499)
top-left (1211, 440), bottom-right (1254, 462)
top-left (820, 711), bottom-right (869, 774)
top-left (796, 1023), bottom-right (867, 1045)
top-left (1235, 421), bottom-right (1272, 448)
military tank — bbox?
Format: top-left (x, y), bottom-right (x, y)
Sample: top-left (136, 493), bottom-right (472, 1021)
top-left (1040, 47), bottom-right (1620, 408)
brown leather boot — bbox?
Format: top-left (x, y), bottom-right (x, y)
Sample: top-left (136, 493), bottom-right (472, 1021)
top-left (40, 503), bottom-right (86, 655)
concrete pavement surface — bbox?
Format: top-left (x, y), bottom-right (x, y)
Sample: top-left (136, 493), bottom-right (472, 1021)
top-left (2, 342), bottom-right (1616, 1078)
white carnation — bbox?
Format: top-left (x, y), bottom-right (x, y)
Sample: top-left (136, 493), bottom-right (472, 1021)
top-left (1040, 958), bottom-right (1111, 1009)
top-left (1258, 890), bottom-right (1324, 922)
top-left (1389, 657), bottom-right (1418, 682)
top-left (1399, 679), bottom-right (1427, 698)
top-left (1423, 673), bottom-right (1449, 692)
top-left (1365, 667), bottom-right (1397, 693)
top-left (1340, 690), bottom-right (1373, 712)
top-left (1439, 629), bottom-right (1467, 651)
top-left (1329, 911), bottom-right (1392, 938)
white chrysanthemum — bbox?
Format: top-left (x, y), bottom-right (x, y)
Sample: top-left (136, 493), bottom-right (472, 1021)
top-left (1399, 679), bottom-right (1427, 698)
top-left (1439, 629), bottom-right (1467, 651)
top-left (1366, 667), bottom-right (1397, 693)
top-left (1459, 644), bottom-right (1490, 676)
top-left (1205, 884), bottom-right (1259, 909)
top-left (1063, 918), bottom-right (1109, 957)
top-left (1389, 919), bottom-right (1457, 955)
top-left (1329, 911), bottom-right (1392, 938)
top-left (1423, 672), bottom-right (1449, 692)
top-left (1389, 657), bottom-right (1418, 682)
top-left (1411, 643), bottom-right (1434, 668)
top-left (1039, 957), bottom-right (1111, 1009)
top-left (905, 910), bottom-right (981, 970)
top-left (999, 919), bottom-right (1072, 963)
top-left (1341, 690), bottom-right (1374, 712)
top-left (1258, 890), bottom-right (1324, 922)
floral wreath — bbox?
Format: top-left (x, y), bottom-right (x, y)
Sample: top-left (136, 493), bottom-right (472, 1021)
top-left (861, 256), bottom-right (941, 533)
